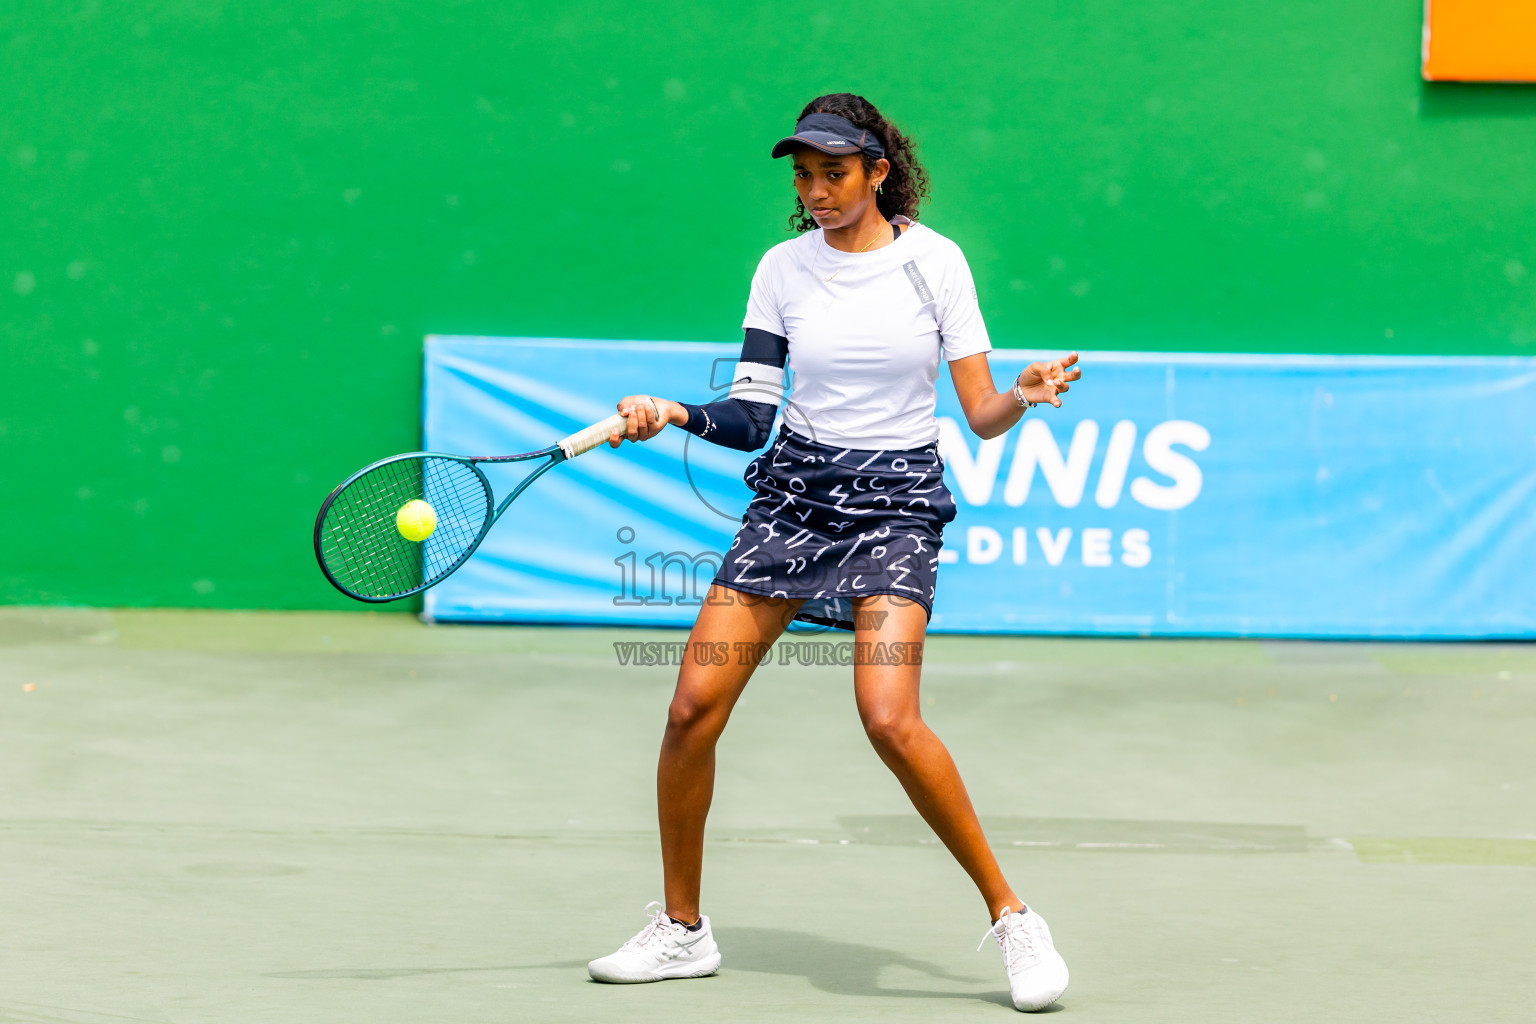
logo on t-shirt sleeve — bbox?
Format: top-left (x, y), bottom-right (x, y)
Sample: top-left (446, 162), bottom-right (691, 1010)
top-left (901, 260), bottom-right (935, 306)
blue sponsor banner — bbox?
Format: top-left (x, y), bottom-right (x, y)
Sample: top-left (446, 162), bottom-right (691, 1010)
top-left (422, 336), bottom-right (1536, 638)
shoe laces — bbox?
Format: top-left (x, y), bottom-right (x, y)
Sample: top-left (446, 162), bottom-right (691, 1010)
top-left (977, 907), bottom-right (1041, 973)
top-left (621, 901), bottom-right (682, 953)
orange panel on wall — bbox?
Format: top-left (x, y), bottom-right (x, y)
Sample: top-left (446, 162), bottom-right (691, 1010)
top-left (1423, 0), bottom-right (1536, 81)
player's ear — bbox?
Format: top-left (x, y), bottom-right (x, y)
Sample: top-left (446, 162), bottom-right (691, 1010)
top-left (872, 157), bottom-right (890, 189)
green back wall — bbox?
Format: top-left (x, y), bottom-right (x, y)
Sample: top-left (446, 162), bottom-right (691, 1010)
top-left (3, 1), bottom-right (1533, 609)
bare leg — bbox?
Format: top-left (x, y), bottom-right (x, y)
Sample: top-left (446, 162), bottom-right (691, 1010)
top-left (851, 594), bottom-right (1025, 921)
top-left (659, 585), bottom-right (802, 923)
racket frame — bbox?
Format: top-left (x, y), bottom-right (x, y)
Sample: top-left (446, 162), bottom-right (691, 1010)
top-left (313, 444), bottom-right (569, 603)
top-left (313, 406), bottom-right (647, 603)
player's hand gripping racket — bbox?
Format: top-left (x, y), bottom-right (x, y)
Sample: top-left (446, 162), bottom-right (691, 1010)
top-left (314, 402), bottom-right (654, 602)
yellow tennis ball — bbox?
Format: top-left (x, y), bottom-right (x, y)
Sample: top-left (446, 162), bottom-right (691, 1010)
top-left (396, 499), bottom-right (437, 542)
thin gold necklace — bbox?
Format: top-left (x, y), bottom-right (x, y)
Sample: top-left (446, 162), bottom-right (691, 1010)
top-left (823, 218), bottom-right (892, 283)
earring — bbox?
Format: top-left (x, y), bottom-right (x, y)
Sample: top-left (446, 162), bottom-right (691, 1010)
top-left (876, 181), bottom-right (884, 194)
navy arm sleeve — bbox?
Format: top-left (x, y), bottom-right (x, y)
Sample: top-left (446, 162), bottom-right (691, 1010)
top-left (676, 328), bottom-right (787, 452)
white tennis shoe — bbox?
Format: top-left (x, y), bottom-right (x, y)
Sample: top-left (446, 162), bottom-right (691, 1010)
top-left (979, 905), bottom-right (1070, 1011)
top-left (588, 901), bottom-right (721, 984)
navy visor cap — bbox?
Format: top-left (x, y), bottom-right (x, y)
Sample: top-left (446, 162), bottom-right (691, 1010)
top-left (771, 113), bottom-right (886, 160)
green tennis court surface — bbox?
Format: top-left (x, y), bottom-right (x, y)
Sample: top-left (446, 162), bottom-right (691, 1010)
top-left (3, 608), bottom-right (1533, 1023)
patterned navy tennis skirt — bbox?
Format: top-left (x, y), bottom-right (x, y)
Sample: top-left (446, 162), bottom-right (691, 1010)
top-left (712, 427), bottom-right (959, 631)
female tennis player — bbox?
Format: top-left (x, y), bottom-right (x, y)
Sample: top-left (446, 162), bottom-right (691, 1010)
top-left (589, 93), bottom-right (1081, 1012)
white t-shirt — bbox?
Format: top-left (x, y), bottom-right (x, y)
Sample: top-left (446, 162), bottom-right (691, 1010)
top-left (740, 221), bottom-right (993, 450)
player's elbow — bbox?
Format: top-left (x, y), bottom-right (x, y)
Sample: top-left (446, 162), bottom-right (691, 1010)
top-left (741, 423), bottom-right (772, 451)
top-left (966, 415), bottom-right (1006, 441)
top-left (737, 399), bottom-right (777, 451)
top-left (717, 432), bottom-right (764, 453)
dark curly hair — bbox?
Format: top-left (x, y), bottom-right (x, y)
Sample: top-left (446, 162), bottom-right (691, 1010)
top-left (786, 93), bottom-right (931, 233)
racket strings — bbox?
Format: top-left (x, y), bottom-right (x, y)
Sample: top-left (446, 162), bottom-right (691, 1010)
top-left (318, 457), bottom-right (491, 599)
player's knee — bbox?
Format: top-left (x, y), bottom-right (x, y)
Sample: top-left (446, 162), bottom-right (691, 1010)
top-left (665, 693), bottom-right (718, 739)
top-left (861, 707), bottom-right (918, 755)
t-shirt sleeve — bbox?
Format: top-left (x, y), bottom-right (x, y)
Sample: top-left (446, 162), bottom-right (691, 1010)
top-left (740, 248), bottom-right (786, 335)
top-left (935, 243), bottom-right (993, 362)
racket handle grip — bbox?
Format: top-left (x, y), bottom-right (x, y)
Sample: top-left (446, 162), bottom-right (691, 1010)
top-left (559, 414), bottom-right (629, 459)
top-left (558, 399), bottom-right (663, 460)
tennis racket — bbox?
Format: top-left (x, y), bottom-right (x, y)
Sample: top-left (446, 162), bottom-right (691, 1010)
top-left (314, 402), bottom-right (654, 602)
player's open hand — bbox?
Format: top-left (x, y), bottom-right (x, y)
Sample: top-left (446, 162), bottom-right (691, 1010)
top-left (610, 395), bottom-right (674, 447)
top-left (1015, 352), bottom-right (1081, 408)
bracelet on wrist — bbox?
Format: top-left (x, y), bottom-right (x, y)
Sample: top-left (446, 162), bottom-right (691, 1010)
top-left (1012, 381), bottom-right (1037, 410)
